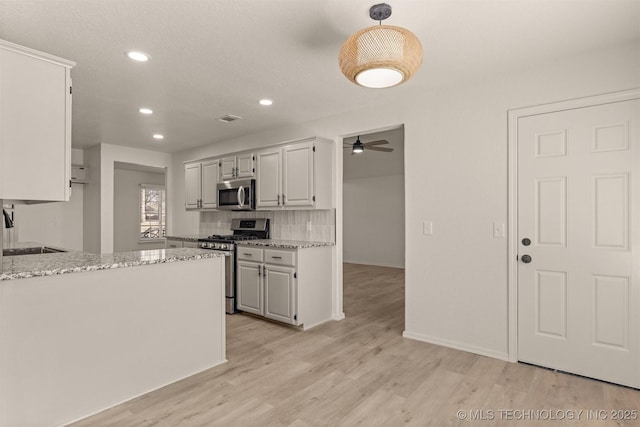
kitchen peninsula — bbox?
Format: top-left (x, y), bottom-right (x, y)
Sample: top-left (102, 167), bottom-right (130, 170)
top-left (0, 245), bottom-right (228, 427)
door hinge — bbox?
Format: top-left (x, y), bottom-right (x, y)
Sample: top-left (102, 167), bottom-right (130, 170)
top-left (253, 155), bottom-right (255, 161)
top-left (69, 179), bottom-right (72, 188)
top-left (312, 196), bottom-right (316, 202)
top-left (253, 168), bottom-right (255, 173)
top-left (294, 272), bottom-right (297, 279)
top-left (312, 145), bottom-right (316, 152)
top-left (69, 86), bottom-right (72, 94)
top-left (294, 314), bottom-right (297, 321)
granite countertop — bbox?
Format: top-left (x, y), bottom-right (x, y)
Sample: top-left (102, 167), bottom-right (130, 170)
top-left (237, 239), bottom-right (335, 249)
top-left (1, 242), bottom-right (229, 281)
top-left (164, 235), bottom-right (205, 241)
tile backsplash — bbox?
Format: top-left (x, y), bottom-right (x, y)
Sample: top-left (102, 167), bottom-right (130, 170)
top-left (199, 209), bottom-right (335, 243)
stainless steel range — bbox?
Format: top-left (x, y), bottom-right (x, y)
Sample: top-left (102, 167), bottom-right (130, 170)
top-left (199, 218), bottom-right (269, 314)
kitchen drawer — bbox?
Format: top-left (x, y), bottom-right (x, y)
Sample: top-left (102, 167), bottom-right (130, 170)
top-left (264, 249), bottom-right (295, 266)
top-left (237, 246), bottom-right (264, 262)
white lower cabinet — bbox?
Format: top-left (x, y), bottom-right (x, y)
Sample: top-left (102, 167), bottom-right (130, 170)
top-left (264, 264), bottom-right (296, 324)
top-left (236, 260), bottom-right (263, 316)
top-left (236, 245), bottom-right (332, 329)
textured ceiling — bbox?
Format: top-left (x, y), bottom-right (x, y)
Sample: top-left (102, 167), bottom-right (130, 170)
top-left (1, 0), bottom-right (638, 153)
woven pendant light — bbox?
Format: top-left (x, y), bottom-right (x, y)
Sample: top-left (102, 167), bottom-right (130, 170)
top-left (339, 3), bottom-right (422, 89)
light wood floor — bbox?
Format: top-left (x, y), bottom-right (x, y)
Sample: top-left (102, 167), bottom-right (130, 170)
top-left (72, 263), bottom-right (639, 426)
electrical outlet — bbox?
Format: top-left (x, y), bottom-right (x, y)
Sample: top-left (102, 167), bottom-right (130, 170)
top-left (493, 222), bottom-right (505, 238)
top-left (423, 221), bottom-right (433, 235)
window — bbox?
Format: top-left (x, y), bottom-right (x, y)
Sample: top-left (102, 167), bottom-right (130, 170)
top-left (140, 184), bottom-right (166, 240)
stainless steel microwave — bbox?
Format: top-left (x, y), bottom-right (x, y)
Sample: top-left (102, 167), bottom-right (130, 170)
top-left (217, 178), bottom-right (256, 211)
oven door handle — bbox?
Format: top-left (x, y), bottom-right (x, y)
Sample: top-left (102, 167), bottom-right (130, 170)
top-left (238, 186), bottom-right (245, 208)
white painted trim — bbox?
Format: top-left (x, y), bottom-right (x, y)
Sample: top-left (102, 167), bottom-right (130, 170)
top-left (506, 88), bottom-right (640, 363)
top-left (402, 330), bottom-right (509, 362)
top-left (343, 260), bottom-right (405, 269)
top-left (334, 138), bottom-right (344, 320)
top-left (0, 39), bottom-right (76, 68)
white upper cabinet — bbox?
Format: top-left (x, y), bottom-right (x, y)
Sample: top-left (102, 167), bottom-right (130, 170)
top-left (184, 163), bottom-right (202, 209)
top-left (255, 137), bottom-right (333, 210)
top-left (200, 160), bottom-right (219, 208)
top-left (0, 39), bottom-right (75, 202)
top-left (184, 159), bottom-right (219, 210)
top-left (220, 152), bottom-right (255, 180)
top-left (184, 137), bottom-right (333, 211)
top-left (219, 157), bottom-right (236, 180)
top-left (255, 147), bottom-right (282, 208)
top-left (282, 141), bottom-right (315, 207)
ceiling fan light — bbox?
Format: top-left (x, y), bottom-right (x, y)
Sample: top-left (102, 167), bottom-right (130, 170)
top-left (352, 141), bottom-right (365, 154)
top-left (339, 23), bottom-right (422, 88)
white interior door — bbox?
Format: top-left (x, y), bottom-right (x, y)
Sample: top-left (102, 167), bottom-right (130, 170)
top-left (517, 99), bottom-right (640, 388)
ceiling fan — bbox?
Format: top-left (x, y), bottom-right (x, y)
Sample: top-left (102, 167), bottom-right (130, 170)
top-left (343, 136), bottom-right (394, 155)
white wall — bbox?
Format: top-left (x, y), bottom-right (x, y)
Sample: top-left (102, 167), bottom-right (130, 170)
top-left (14, 148), bottom-right (85, 251)
top-left (113, 168), bottom-right (166, 253)
top-left (169, 42), bottom-right (640, 360)
top-left (343, 174), bottom-right (404, 268)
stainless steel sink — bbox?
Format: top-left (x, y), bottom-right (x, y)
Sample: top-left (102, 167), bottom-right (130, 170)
top-left (2, 247), bottom-right (67, 256)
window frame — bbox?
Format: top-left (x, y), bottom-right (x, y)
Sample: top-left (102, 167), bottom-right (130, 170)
top-left (138, 183), bottom-right (166, 242)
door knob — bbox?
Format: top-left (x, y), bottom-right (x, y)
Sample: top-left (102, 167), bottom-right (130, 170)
top-left (521, 255), bottom-right (532, 263)
top-left (522, 238), bottom-right (531, 246)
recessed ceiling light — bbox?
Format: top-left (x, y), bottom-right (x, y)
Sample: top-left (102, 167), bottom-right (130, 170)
top-left (259, 99), bottom-right (273, 106)
top-left (126, 51), bottom-right (150, 62)
top-left (152, 134), bottom-right (164, 140)
top-left (139, 108), bottom-right (153, 115)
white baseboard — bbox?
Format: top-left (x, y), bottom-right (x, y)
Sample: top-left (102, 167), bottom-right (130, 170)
top-left (343, 260), bottom-right (405, 269)
top-left (402, 330), bottom-right (509, 362)
top-left (332, 312), bottom-right (346, 321)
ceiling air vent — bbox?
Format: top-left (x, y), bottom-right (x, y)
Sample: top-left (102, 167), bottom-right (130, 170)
top-left (218, 114), bottom-right (242, 123)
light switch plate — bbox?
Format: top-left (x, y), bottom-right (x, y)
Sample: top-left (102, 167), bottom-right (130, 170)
top-left (493, 222), bottom-right (505, 238)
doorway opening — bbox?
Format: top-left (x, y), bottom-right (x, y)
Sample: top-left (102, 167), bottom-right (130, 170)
top-left (341, 126), bottom-right (406, 329)
top-left (113, 161), bottom-right (167, 253)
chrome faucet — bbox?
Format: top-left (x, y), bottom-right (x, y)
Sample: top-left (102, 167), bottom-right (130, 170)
top-left (3, 209), bottom-right (14, 229)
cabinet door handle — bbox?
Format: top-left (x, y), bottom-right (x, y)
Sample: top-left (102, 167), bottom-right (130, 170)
top-left (263, 265), bottom-right (266, 276)
top-left (277, 194), bottom-right (281, 206)
top-left (271, 256), bottom-right (282, 259)
top-left (282, 194), bottom-right (286, 205)
top-left (243, 253), bottom-right (253, 256)
top-left (258, 266), bottom-right (261, 277)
